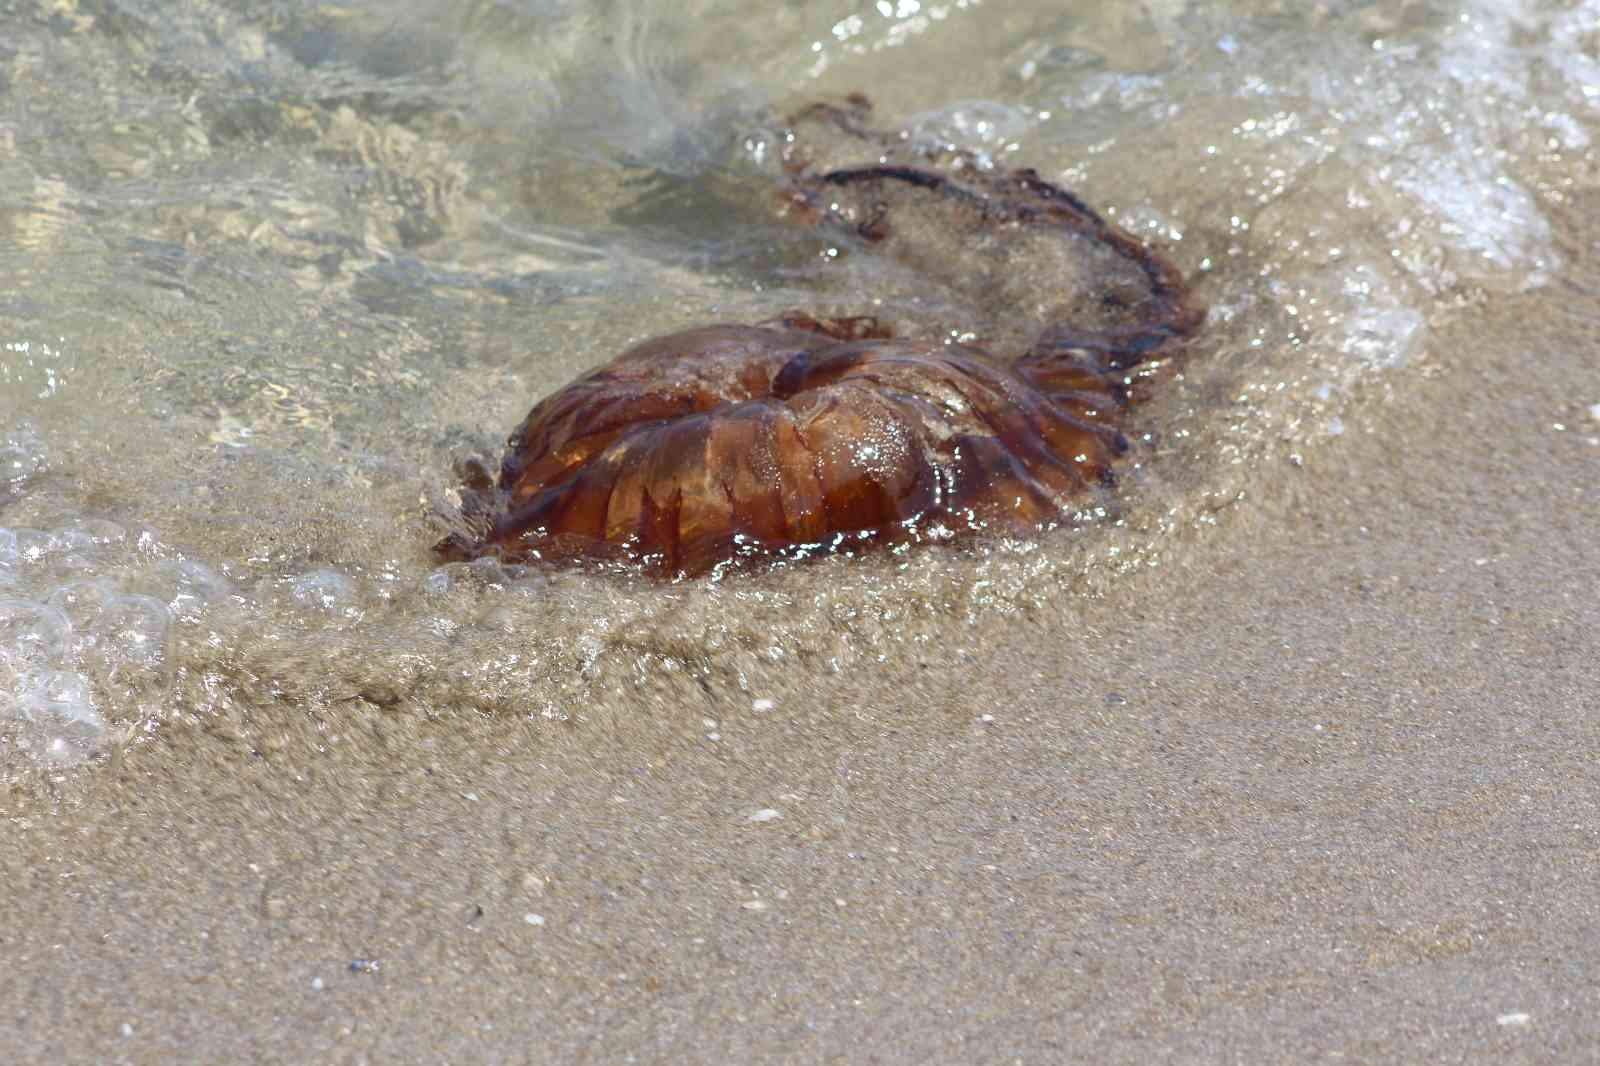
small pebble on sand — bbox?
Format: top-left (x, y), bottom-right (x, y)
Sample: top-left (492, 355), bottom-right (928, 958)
top-left (524, 913), bottom-right (546, 926)
top-left (748, 808), bottom-right (782, 823)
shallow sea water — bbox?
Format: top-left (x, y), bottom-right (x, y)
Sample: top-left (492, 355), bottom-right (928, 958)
top-left (1, 0), bottom-right (1594, 777)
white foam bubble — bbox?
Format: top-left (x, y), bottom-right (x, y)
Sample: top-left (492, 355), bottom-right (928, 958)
top-left (66, 519), bottom-right (128, 549)
top-left (8, 529), bottom-right (57, 567)
top-left (1392, 156), bottom-right (1552, 282)
top-left (12, 668), bottom-right (104, 765)
top-left (0, 598), bottom-right (73, 668)
top-left (290, 568), bottom-right (362, 619)
top-left (1339, 305), bottom-right (1426, 371)
top-left (85, 595), bottom-right (173, 686)
top-left (152, 558), bottom-right (235, 620)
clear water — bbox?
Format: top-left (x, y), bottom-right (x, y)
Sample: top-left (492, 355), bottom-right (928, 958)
top-left (1, 0), bottom-right (1590, 774)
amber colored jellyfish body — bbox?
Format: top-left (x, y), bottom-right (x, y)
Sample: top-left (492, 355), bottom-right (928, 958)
top-left (436, 105), bottom-right (1203, 577)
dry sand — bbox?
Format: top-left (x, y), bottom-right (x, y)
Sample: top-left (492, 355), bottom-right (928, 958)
top-left (5, 225), bottom-right (1600, 1066)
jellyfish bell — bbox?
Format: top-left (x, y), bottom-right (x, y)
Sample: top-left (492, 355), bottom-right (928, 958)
top-left (437, 319), bottom-right (1158, 576)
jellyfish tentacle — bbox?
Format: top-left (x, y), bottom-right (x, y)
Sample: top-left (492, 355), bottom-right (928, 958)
top-left (794, 163), bottom-right (1201, 379)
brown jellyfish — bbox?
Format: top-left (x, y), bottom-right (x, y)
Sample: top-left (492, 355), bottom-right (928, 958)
top-left (436, 101), bottom-right (1203, 577)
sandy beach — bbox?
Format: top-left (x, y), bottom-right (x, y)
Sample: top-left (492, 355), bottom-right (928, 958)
top-left (6, 248), bottom-right (1598, 1062)
top-left (5, 1), bottom-right (1600, 1061)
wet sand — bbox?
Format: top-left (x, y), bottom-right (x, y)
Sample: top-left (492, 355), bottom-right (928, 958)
top-left (4, 264), bottom-right (1598, 1063)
